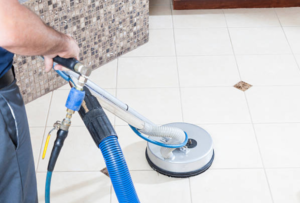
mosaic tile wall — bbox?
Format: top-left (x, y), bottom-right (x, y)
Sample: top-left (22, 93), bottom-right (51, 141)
top-left (14, 0), bottom-right (149, 103)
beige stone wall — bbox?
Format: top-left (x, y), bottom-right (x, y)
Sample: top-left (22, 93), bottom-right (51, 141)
top-left (14, 0), bottom-right (149, 103)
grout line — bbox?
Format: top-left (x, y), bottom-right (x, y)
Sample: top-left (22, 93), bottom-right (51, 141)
top-left (119, 53), bottom-right (295, 59)
top-left (35, 166), bottom-right (300, 173)
top-left (114, 122), bottom-right (300, 127)
top-left (36, 169), bottom-right (156, 173)
top-left (170, 1), bottom-right (185, 128)
top-left (171, 5), bottom-right (193, 203)
top-left (56, 85), bottom-right (300, 91)
top-left (149, 26), bottom-right (293, 30)
top-left (36, 91), bottom-right (54, 172)
top-left (211, 167), bottom-right (300, 170)
top-left (113, 58), bottom-right (120, 126)
top-left (252, 122), bottom-right (300, 124)
top-left (223, 9), bottom-right (242, 81)
top-left (224, 8), bottom-right (275, 202)
top-left (120, 55), bottom-right (177, 58)
top-left (50, 121), bottom-right (300, 128)
top-left (110, 185), bottom-right (113, 203)
top-left (117, 85), bottom-right (299, 89)
top-left (274, 11), bottom-right (300, 74)
top-left (243, 92), bottom-right (275, 203)
top-left (188, 178), bottom-right (193, 203)
top-left (120, 53), bottom-right (300, 58)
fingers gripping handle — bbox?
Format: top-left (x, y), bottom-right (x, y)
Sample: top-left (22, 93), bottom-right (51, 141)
top-left (40, 56), bottom-right (91, 77)
top-left (53, 56), bottom-right (80, 72)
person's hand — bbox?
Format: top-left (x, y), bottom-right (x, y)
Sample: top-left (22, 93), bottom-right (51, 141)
top-left (43, 35), bottom-right (80, 72)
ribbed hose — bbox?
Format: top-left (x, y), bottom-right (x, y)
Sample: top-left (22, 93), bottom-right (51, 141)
top-left (141, 123), bottom-right (186, 159)
top-left (99, 136), bottom-right (140, 203)
top-left (45, 171), bottom-right (52, 203)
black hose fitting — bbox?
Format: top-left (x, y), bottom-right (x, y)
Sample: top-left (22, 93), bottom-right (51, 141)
top-left (78, 87), bottom-right (117, 147)
top-left (47, 129), bottom-right (69, 172)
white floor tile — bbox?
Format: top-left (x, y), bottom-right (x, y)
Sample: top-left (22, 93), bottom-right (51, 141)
top-left (115, 88), bottom-right (182, 125)
top-left (118, 57), bottom-right (179, 88)
top-left (149, 5), bottom-right (173, 29)
top-left (177, 56), bottom-right (240, 87)
top-left (23, 7), bottom-right (300, 202)
top-left (295, 54), bottom-right (300, 67)
top-left (30, 127), bottom-right (44, 169)
top-left (236, 55), bottom-right (300, 86)
top-left (255, 123), bottom-right (300, 168)
top-left (229, 27), bottom-right (291, 54)
top-left (246, 86), bottom-right (300, 123)
top-left (115, 126), bottom-right (151, 170)
top-left (224, 8), bottom-right (280, 27)
top-left (284, 27), bottom-right (300, 54)
top-left (181, 87), bottom-right (251, 124)
top-left (88, 60), bottom-right (117, 89)
top-left (275, 7), bottom-right (300, 26)
top-left (36, 172), bottom-right (111, 203)
top-left (202, 124), bottom-right (262, 168)
top-left (190, 169), bottom-right (273, 203)
top-left (172, 9), bottom-right (227, 28)
top-left (47, 89), bottom-right (115, 127)
top-left (174, 28), bottom-right (233, 55)
top-left (56, 84), bottom-right (70, 90)
top-left (123, 29), bottom-right (176, 57)
top-left (267, 169), bottom-right (300, 203)
top-left (25, 92), bottom-right (52, 127)
top-left (37, 127), bottom-right (106, 172)
top-left (111, 171), bottom-right (191, 203)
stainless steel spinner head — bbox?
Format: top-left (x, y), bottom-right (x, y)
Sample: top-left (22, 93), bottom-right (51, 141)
top-left (146, 122), bottom-right (214, 178)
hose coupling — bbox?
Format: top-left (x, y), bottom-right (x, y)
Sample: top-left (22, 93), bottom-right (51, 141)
top-left (78, 87), bottom-right (117, 147)
top-left (65, 88), bottom-right (85, 111)
top-left (74, 63), bottom-right (92, 78)
top-left (60, 109), bottom-right (75, 131)
top-left (75, 75), bottom-right (88, 91)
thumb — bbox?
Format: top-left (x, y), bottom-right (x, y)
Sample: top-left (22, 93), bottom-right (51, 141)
top-left (44, 57), bottom-right (54, 72)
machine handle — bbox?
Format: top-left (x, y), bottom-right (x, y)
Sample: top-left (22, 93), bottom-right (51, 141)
top-left (53, 56), bottom-right (80, 72)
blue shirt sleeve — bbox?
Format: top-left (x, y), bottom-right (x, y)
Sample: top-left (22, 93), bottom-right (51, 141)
top-left (0, 47), bottom-right (14, 78)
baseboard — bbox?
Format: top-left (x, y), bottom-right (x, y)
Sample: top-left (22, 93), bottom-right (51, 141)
top-left (173, 0), bottom-right (300, 10)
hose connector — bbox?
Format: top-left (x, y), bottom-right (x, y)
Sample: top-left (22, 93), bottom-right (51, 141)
top-left (60, 109), bottom-right (74, 131)
top-left (47, 129), bottom-right (69, 172)
top-left (74, 63), bottom-right (92, 78)
top-left (78, 87), bottom-right (117, 146)
top-left (72, 62), bottom-right (91, 91)
top-left (65, 88), bottom-right (85, 111)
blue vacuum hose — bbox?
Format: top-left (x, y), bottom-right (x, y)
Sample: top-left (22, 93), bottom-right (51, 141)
top-left (99, 136), bottom-right (140, 203)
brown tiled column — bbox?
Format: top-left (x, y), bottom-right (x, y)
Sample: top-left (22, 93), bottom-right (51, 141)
top-left (14, 0), bottom-right (149, 103)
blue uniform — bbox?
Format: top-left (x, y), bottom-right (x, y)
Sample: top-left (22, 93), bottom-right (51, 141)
top-left (0, 47), bottom-right (14, 78)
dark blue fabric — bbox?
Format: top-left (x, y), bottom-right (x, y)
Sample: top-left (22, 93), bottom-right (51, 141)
top-left (0, 47), bottom-right (14, 78)
top-left (0, 80), bottom-right (38, 203)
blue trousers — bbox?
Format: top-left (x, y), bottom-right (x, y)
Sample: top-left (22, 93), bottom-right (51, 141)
top-left (0, 80), bottom-right (38, 203)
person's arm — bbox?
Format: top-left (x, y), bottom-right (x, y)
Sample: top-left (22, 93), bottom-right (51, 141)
top-left (0, 0), bottom-right (80, 71)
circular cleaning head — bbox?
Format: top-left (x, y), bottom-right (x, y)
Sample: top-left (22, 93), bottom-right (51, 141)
top-left (146, 122), bottom-right (214, 178)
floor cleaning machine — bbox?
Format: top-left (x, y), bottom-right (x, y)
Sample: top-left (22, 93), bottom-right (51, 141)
top-left (42, 57), bottom-right (215, 203)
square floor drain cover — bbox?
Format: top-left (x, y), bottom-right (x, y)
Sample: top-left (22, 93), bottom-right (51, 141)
top-left (234, 81), bottom-right (252, 91)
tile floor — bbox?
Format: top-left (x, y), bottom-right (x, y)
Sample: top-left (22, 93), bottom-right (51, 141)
top-left (26, 3), bottom-right (300, 203)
